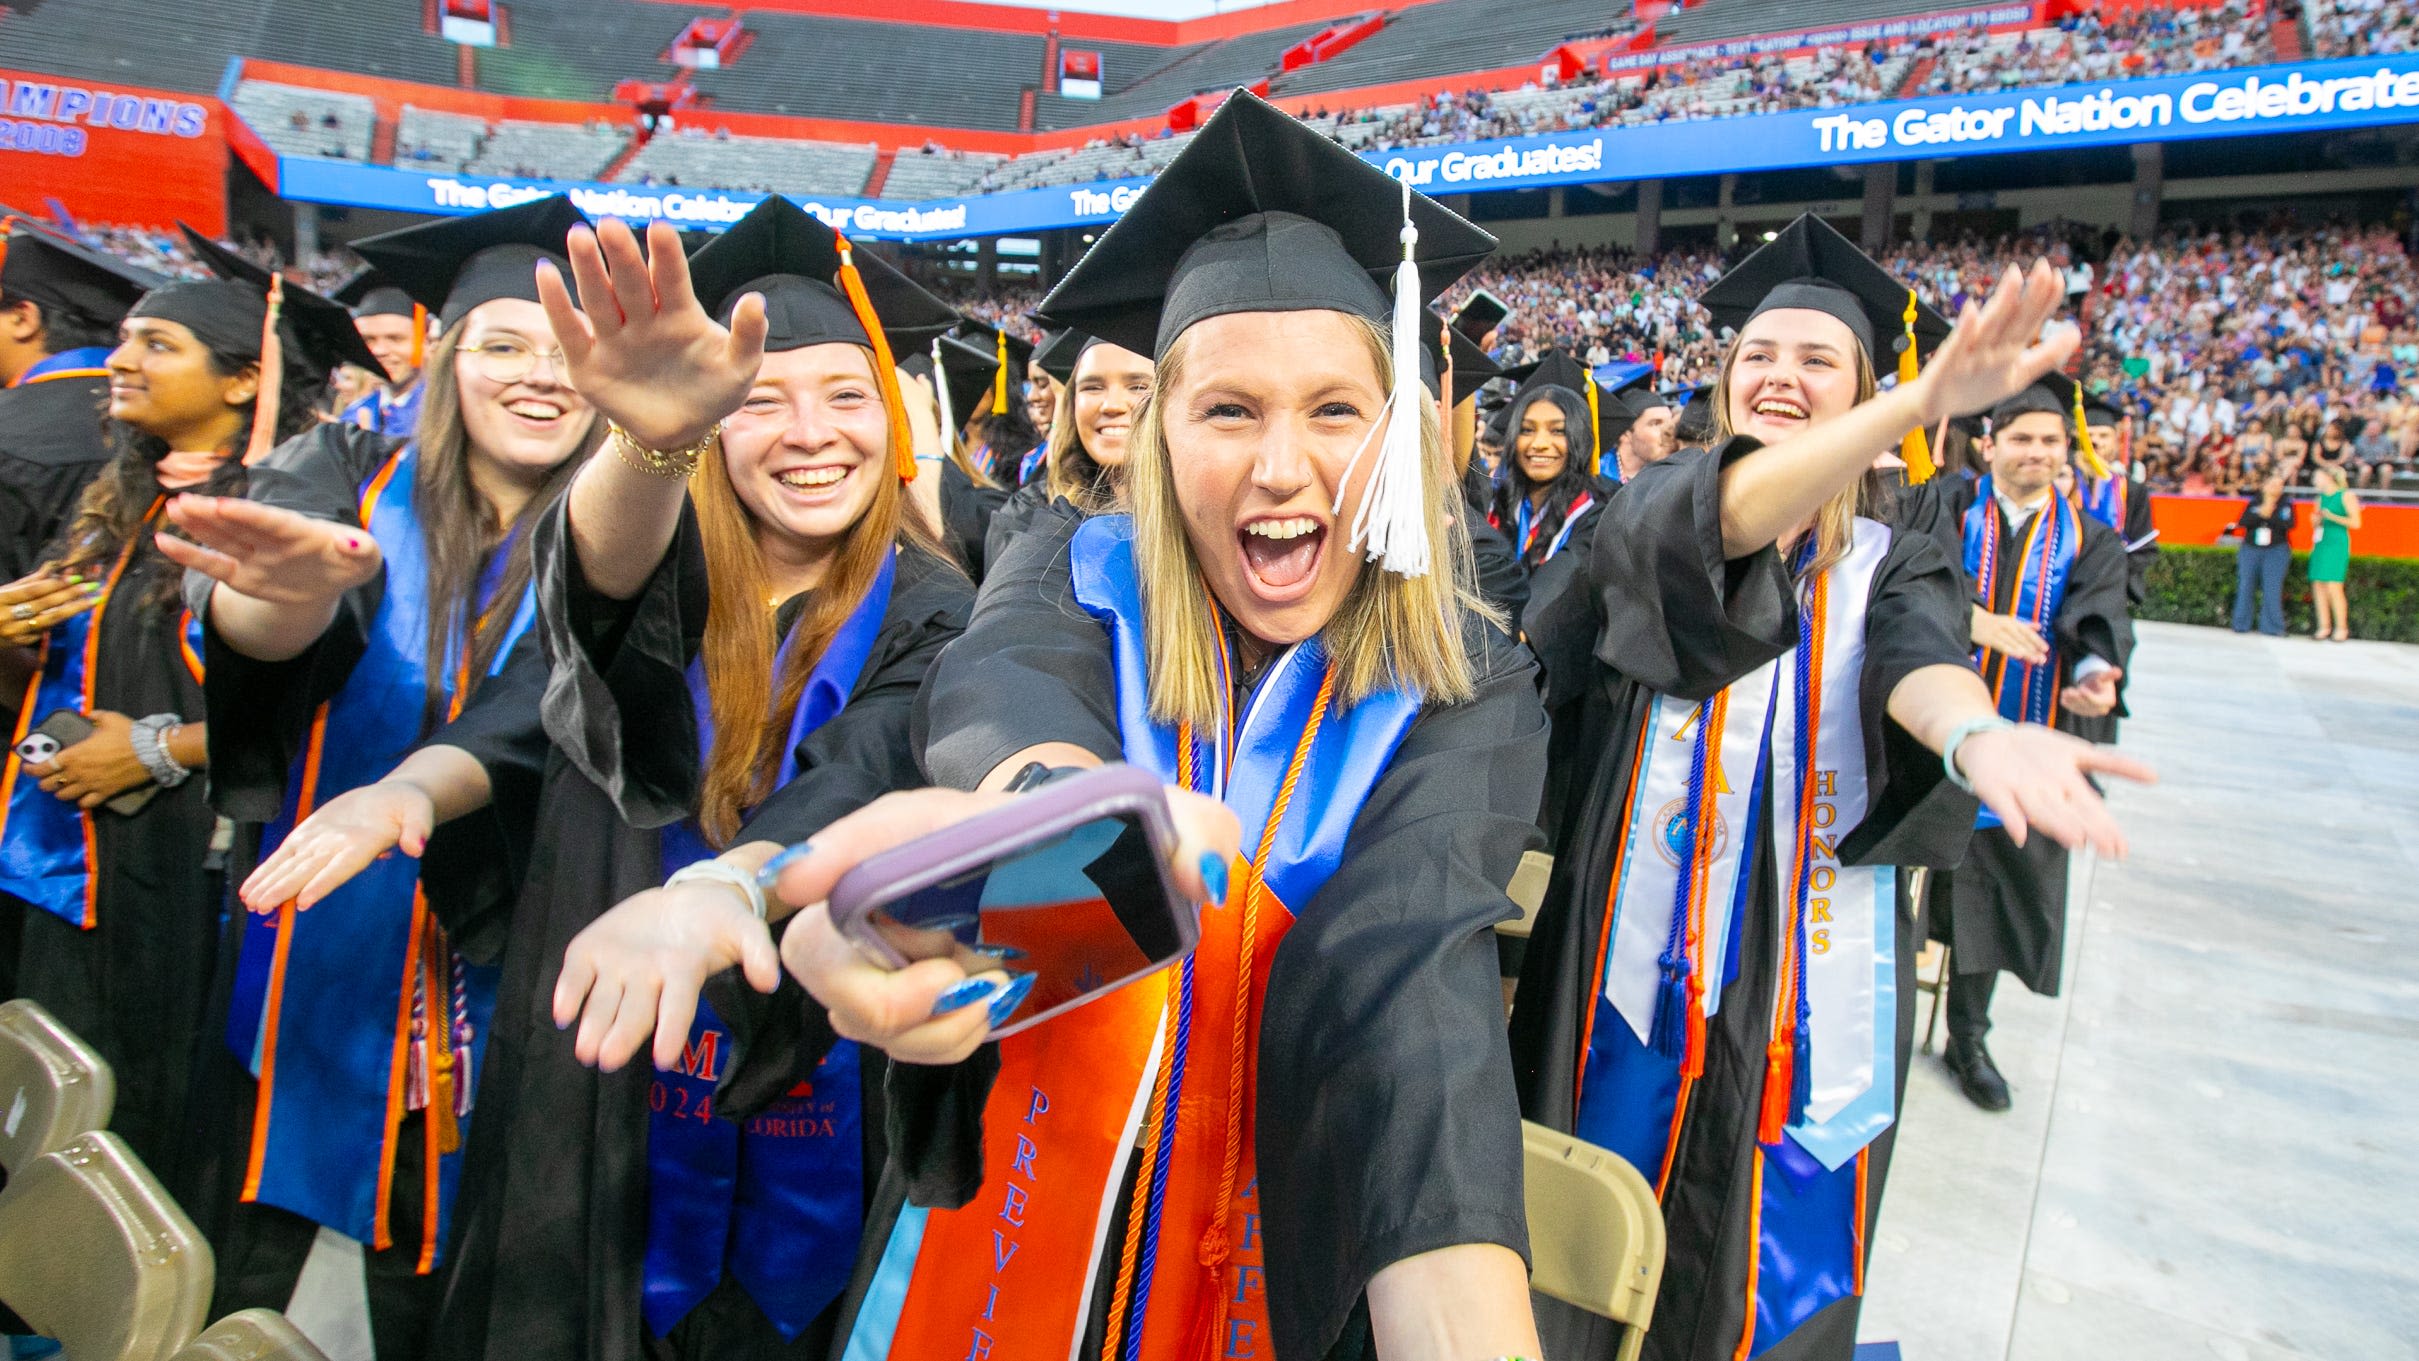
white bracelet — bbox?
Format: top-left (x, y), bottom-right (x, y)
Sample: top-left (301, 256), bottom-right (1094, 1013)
top-left (1940, 716), bottom-right (2016, 793)
top-left (665, 858), bottom-right (768, 920)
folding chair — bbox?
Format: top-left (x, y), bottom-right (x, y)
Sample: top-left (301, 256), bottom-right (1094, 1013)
top-left (170, 1310), bottom-right (331, 1361)
top-left (1498, 850), bottom-right (1555, 1011)
top-left (1903, 868), bottom-right (1953, 1053)
top-left (1522, 1120), bottom-right (1664, 1361)
top-left (0, 998), bottom-right (116, 1180)
top-left (0, 1131), bottom-right (212, 1361)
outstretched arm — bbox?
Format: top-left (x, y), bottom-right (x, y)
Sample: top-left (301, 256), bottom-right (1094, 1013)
top-left (1886, 662), bottom-right (2153, 857)
top-left (158, 496), bottom-right (383, 661)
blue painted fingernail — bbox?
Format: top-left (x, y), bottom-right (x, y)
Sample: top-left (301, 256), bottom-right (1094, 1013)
top-left (930, 977), bottom-right (996, 1018)
top-left (970, 943), bottom-right (1028, 962)
top-left (986, 972), bottom-right (1037, 1028)
top-left (1198, 852), bottom-right (1228, 907)
top-left (755, 840), bottom-right (815, 890)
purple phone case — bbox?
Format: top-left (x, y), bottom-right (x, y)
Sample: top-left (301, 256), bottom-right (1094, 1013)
top-left (826, 763), bottom-right (1199, 1037)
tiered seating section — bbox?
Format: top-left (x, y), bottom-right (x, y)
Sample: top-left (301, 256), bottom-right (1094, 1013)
top-left (12, 0), bottom-right (2398, 202)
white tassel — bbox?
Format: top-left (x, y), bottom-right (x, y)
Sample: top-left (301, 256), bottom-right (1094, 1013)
top-left (931, 337), bottom-right (957, 461)
top-left (1346, 178), bottom-right (1432, 579)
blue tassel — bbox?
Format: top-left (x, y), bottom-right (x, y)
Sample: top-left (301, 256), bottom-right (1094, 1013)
top-left (1650, 950), bottom-right (1692, 1060)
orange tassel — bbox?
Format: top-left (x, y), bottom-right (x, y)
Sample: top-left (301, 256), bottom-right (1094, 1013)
top-left (832, 232), bottom-right (916, 482)
top-left (409, 301), bottom-right (427, 371)
top-left (1756, 1039), bottom-right (1793, 1146)
top-left (243, 275), bottom-right (285, 467)
top-left (0, 216), bottom-right (17, 282)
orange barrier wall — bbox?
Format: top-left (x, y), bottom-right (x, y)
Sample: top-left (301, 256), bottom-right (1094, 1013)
top-left (0, 69), bottom-right (226, 232)
top-left (2150, 493), bottom-right (2419, 558)
top-left (688, 0), bottom-right (1453, 45)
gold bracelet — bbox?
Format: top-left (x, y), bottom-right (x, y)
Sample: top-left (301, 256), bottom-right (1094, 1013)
top-left (609, 420), bottom-right (720, 478)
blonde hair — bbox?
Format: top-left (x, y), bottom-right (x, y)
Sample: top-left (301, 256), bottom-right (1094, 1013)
top-left (1712, 327), bottom-right (1881, 583)
top-left (1043, 348), bottom-right (1135, 515)
top-left (1126, 311), bottom-right (1486, 732)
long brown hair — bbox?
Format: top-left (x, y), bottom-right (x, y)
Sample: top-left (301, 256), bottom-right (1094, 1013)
top-left (691, 345), bottom-right (954, 844)
top-left (1042, 347), bottom-right (1144, 515)
top-left (1711, 328), bottom-right (1880, 583)
top-left (414, 325), bottom-right (601, 724)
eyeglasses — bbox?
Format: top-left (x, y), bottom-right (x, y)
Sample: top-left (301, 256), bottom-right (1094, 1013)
top-left (459, 339), bottom-right (569, 386)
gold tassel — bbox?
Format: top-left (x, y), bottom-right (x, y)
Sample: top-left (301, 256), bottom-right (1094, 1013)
top-left (833, 233), bottom-right (917, 482)
top-left (1584, 372), bottom-right (1602, 478)
top-left (242, 275), bottom-right (285, 467)
top-left (1897, 288), bottom-right (1936, 484)
top-left (2071, 380), bottom-right (2111, 482)
top-left (992, 326), bottom-right (1009, 416)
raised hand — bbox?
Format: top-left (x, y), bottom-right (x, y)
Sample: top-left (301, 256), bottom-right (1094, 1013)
top-left (157, 495), bottom-right (382, 606)
top-left (552, 878), bottom-right (782, 1074)
top-left (534, 217), bottom-right (768, 452)
top-left (1915, 262), bottom-right (2079, 427)
top-left (1956, 723), bottom-right (2154, 856)
top-left (241, 778), bottom-right (437, 913)
top-left (0, 569), bottom-right (101, 649)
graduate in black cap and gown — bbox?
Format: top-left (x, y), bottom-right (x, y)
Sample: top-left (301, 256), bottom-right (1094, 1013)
top-left (0, 231), bottom-right (355, 1196)
top-left (949, 317), bottom-right (1042, 487)
top-left (803, 88), bottom-right (1547, 1361)
top-left (153, 199), bottom-right (595, 1353)
top-left (1510, 213), bottom-right (2153, 1361)
top-left (333, 270), bottom-right (430, 439)
top-left (1895, 373), bottom-right (2133, 1114)
top-left (981, 324), bottom-right (1155, 573)
top-left (1432, 313), bottom-right (1529, 626)
top-left (0, 222), bottom-right (163, 581)
top-left (384, 193), bottom-right (971, 1357)
top-left (2076, 391), bottom-right (2155, 607)
top-left (901, 331), bottom-right (1014, 583)
top-left (1605, 371), bottom-right (1682, 485)
top-left (1491, 350), bottom-right (1615, 572)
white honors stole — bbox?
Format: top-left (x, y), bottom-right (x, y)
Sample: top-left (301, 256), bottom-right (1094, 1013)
top-left (1603, 517), bottom-right (1897, 1169)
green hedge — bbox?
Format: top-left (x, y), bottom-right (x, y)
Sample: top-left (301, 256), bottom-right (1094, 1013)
top-left (2141, 545), bottom-right (2419, 642)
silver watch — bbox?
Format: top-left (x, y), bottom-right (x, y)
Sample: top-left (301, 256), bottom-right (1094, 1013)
top-left (128, 714), bottom-right (192, 789)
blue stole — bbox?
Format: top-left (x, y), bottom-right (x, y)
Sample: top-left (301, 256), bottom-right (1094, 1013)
top-left (2079, 472), bottom-right (2125, 534)
top-left (224, 445), bottom-right (523, 1263)
top-left (1513, 490), bottom-right (1596, 563)
top-left (1018, 444), bottom-right (1048, 486)
top-left (343, 383), bottom-right (424, 438)
top-left (1961, 475), bottom-right (2080, 735)
top-left (641, 550), bottom-right (895, 1340)
top-left (11, 346), bottom-right (113, 386)
top-left (0, 500), bottom-right (203, 927)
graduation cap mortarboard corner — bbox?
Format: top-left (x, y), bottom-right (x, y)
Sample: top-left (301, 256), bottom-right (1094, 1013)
top-left (951, 319), bottom-right (1036, 417)
top-left (0, 220), bottom-right (162, 329)
top-left (1037, 89), bottom-right (1496, 577)
top-left (686, 196), bottom-right (960, 482)
top-left (903, 334), bottom-right (1002, 450)
top-left (1503, 349), bottom-right (1602, 475)
top-left (350, 194), bottom-right (591, 329)
top-left (1031, 327), bottom-right (1094, 387)
top-left (1698, 212), bottom-right (1953, 480)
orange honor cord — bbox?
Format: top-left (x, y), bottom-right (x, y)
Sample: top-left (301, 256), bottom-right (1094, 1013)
top-left (1732, 1154), bottom-right (1766, 1361)
top-left (1679, 690), bottom-right (1731, 1081)
top-left (69, 498), bottom-right (163, 927)
top-left (1096, 982), bottom-right (1182, 1361)
top-left (832, 233), bottom-right (917, 481)
top-left (1851, 1149), bottom-right (1871, 1295)
top-left (242, 276), bottom-right (286, 467)
top-left (1897, 289), bottom-right (1936, 484)
top-left (1759, 573), bottom-right (1828, 1148)
top-left (409, 302), bottom-right (428, 371)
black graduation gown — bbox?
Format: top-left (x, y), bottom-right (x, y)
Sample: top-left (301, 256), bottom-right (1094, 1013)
top-left (430, 498), bottom-right (972, 1361)
top-left (936, 458), bottom-right (1010, 586)
top-left (1461, 463), bottom-right (1530, 628)
top-left (903, 513), bottom-right (1544, 1361)
top-left (0, 371), bottom-right (113, 579)
top-left (5, 503), bottom-right (222, 1197)
top-left (979, 475), bottom-right (1080, 579)
top-left (2119, 468), bottom-right (2156, 608)
top-left (1509, 442), bottom-right (1980, 1361)
top-left (1894, 478), bottom-right (2134, 996)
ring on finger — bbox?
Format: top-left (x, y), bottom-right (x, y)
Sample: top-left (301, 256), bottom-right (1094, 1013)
top-left (9, 604), bottom-right (31, 620)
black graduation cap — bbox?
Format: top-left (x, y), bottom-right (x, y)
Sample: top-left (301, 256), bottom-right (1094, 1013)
top-left (1990, 369), bottom-right (2078, 431)
top-left (331, 268), bottom-right (418, 320)
top-left (685, 196), bottom-right (956, 354)
top-left (1502, 349), bottom-right (1598, 474)
top-left (350, 195), bottom-right (590, 329)
top-left (128, 227), bottom-right (378, 378)
top-left (1032, 327), bottom-right (1093, 386)
top-left (1425, 309), bottom-right (1501, 392)
top-left (1496, 358), bottom-right (1542, 389)
top-left (1034, 89), bottom-right (1496, 360)
top-left (1597, 394), bottom-right (1638, 454)
top-left (0, 222), bottom-right (161, 329)
top-left (1699, 212), bottom-right (1949, 365)
top-left (1606, 368), bottom-right (1674, 418)
top-left (954, 318), bottom-right (1035, 373)
top-left (1674, 386), bottom-right (1718, 446)
top-left (902, 334), bottom-right (1001, 434)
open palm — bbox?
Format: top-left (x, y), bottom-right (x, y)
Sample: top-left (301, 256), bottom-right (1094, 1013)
top-left (1917, 261), bottom-right (2080, 426)
top-left (157, 495), bottom-right (383, 606)
top-left (535, 217), bottom-right (769, 451)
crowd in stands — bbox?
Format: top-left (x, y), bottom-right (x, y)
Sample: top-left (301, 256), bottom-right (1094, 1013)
top-left (2308, 0), bottom-right (2418, 57)
top-left (1924, 1), bottom-right (2275, 94)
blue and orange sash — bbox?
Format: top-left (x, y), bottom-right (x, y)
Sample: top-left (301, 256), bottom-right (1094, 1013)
top-left (2078, 470), bottom-right (2126, 535)
top-left (642, 550), bottom-right (896, 1340)
top-left (1512, 489), bottom-right (1596, 563)
top-left (844, 514), bottom-right (1420, 1361)
top-left (1019, 444), bottom-right (1049, 486)
top-left (0, 497), bottom-right (204, 927)
top-left (9, 346), bottom-right (113, 388)
top-left (226, 445), bottom-right (525, 1270)
top-left (1572, 520), bottom-right (1899, 1358)
top-left (1963, 476), bottom-right (2080, 737)
top-left (343, 383), bottom-right (425, 439)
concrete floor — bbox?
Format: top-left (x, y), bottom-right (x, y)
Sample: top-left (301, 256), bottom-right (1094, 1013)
top-left (1860, 622), bottom-right (2419, 1361)
top-left (272, 623), bottom-right (2419, 1361)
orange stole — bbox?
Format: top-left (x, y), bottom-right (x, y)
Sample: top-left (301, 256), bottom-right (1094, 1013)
top-left (881, 862), bottom-right (1293, 1361)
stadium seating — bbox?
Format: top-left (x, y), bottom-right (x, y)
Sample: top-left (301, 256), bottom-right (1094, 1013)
top-left (616, 129), bottom-right (877, 195)
top-left (251, 0), bottom-right (457, 87)
top-left (472, 0), bottom-right (710, 101)
top-left (230, 81), bottom-right (377, 160)
top-left (683, 15), bottom-right (1041, 130)
top-left (881, 147), bottom-right (1011, 199)
top-left (395, 105), bottom-right (490, 171)
top-left (1030, 18), bottom-right (1333, 128)
top-left (1273, 0), bottom-right (1622, 97)
top-left (0, 0), bottom-right (268, 94)
top-left (464, 117), bottom-right (629, 179)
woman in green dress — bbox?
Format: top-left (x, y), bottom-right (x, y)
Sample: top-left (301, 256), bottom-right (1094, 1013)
top-left (2309, 463), bottom-right (2360, 640)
